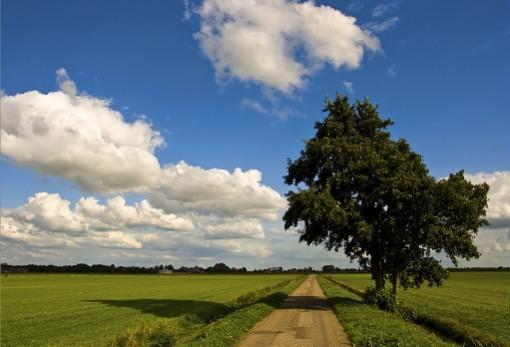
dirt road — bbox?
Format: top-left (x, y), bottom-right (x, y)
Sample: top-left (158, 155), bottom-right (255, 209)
top-left (238, 275), bottom-right (351, 347)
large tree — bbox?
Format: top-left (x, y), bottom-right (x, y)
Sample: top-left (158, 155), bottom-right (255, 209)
top-left (283, 95), bottom-right (489, 297)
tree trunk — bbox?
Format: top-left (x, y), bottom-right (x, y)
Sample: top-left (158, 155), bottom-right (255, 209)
top-left (391, 272), bottom-right (399, 299)
top-left (373, 259), bottom-right (385, 291)
top-left (375, 275), bottom-right (384, 291)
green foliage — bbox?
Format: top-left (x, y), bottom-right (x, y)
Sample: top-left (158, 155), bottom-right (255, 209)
top-left (363, 286), bottom-right (397, 312)
top-left (284, 94), bottom-right (489, 294)
top-left (113, 322), bottom-right (175, 347)
top-left (362, 286), bottom-right (378, 305)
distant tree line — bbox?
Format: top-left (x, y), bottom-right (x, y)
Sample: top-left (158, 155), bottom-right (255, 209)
top-left (447, 266), bottom-right (510, 272)
top-left (0, 262), bottom-right (250, 274)
top-left (321, 265), bottom-right (368, 273)
top-left (0, 263), bottom-right (173, 274)
top-left (2, 262), bottom-right (506, 274)
top-left (320, 265), bottom-right (509, 273)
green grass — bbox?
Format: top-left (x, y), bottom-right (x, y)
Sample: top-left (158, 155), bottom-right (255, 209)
top-left (329, 272), bottom-right (510, 344)
top-left (318, 276), bottom-right (454, 346)
top-left (1, 274), bottom-right (298, 347)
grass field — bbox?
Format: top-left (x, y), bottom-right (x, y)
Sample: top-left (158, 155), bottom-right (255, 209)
top-left (3, 272), bottom-right (508, 346)
top-left (329, 272), bottom-right (510, 343)
top-left (1, 274), bottom-right (298, 347)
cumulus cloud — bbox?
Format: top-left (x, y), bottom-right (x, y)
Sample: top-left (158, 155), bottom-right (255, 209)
top-left (1, 216), bottom-right (78, 248)
top-left (192, 214), bottom-right (266, 239)
top-left (149, 161), bottom-right (287, 220)
top-left (1, 215), bottom-right (142, 250)
top-left (1, 69), bottom-right (288, 263)
top-left (455, 171), bottom-right (510, 264)
top-left (195, 0), bottom-right (380, 93)
top-left (466, 171), bottom-right (510, 228)
top-left (8, 192), bottom-right (85, 235)
top-left (1, 70), bottom-right (285, 220)
top-left (474, 228), bottom-right (510, 255)
top-left (7, 192), bottom-right (193, 233)
top-left (139, 231), bottom-right (271, 258)
top-left (1, 69), bottom-right (164, 193)
top-left (75, 196), bottom-right (193, 231)
top-left (88, 231), bottom-right (143, 249)
top-left (1, 191), bottom-right (273, 257)
top-left (491, 230), bottom-right (510, 252)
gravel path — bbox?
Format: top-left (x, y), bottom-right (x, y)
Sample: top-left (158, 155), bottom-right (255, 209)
top-left (238, 275), bottom-right (351, 347)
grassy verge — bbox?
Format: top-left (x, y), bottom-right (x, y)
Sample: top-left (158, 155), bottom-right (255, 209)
top-left (398, 307), bottom-right (509, 347)
top-left (325, 275), bottom-right (365, 297)
top-left (112, 275), bottom-right (306, 347)
top-left (318, 276), bottom-right (455, 347)
top-left (323, 276), bottom-right (509, 347)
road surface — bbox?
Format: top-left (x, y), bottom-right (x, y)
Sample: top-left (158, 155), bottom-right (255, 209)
top-left (238, 275), bottom-right (351, 347)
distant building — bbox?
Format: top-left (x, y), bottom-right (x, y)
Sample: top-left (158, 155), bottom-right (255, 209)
top-left (268, 266), bottom-right (283, 272)
top-left (158, 269), bottom-right (173, 274)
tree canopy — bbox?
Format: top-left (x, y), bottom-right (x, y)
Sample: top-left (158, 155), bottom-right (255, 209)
top-left (283, 95), bottom-right (489, 295)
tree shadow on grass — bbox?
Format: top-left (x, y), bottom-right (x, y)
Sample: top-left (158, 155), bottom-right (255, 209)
top-left (86, 298), bottom-right (232, 322)
top-left (87, 288), bottom-right (294, 326)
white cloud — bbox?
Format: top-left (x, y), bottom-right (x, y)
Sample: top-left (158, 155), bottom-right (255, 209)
top-left (364, 17), bottom-right (399, 33)
top-left (1, 214), bottom-right (142, 250)
top-left (192, 214), bottom-right (266, 239)
top-left (492, 230), bottom-right (510, 252)
top-left (195, 0), bottom-right (380, 93)
top-left (1, 70), bottom-right (286, 223)
top-left (0, 69), bottom-right (298, 265)
top-left (76, 196), bottom-right (194, 231)
top-left (466, 171), bottom-right (510, 228)
top-left (13, 192), bottom-right (193, 232)
top-left (474, 228), bottom-right (510, 255)
top-left (139, 232), bottom-right (271, 259)
top-left (342, 81), bottom-right (355, 94)
top-left (387, 64), bottom-right (397, 77)
top-left (241, 97), bottom-right (268, 114)
top-left (8, 192), bottom-right (85, 235)
top-left (182, 0), bottom-right (192, 20)
top-left (1, 191), bottom-right (274, 257)
top-left (372, 2), bottom-right (398, 17)
top-left (88, 231), bottom-right (143, 249)
top-left (56, 68), bottom-right (78, 97)
top-left (149, 161), bottom-right (287, 220)
top-left (1, 69), bottom-right (164, 193)
top-left (244, 90), bottom-right (305, 120)
top-left (348, 1), bottom-right (364, 12)
top-left (1, 216), bottom-right (78, 248)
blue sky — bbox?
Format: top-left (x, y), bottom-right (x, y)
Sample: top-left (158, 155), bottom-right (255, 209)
top-left (1, 0), bottom-right (509, 268)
